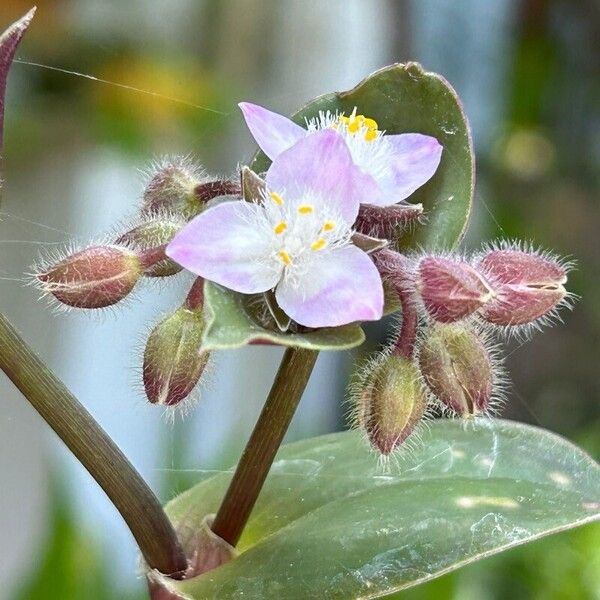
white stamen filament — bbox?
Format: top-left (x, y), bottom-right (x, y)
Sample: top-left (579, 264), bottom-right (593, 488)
top-left (306, 108), bottom-right (392, 184)
top-left (248, 188), bottom-right (352, 291)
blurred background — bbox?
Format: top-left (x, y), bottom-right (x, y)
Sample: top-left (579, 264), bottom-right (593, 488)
top-left (0, 1), bottom-right (598, 598)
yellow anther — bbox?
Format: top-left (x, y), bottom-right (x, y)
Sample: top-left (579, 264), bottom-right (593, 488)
top-left (339, 115), bottom-right (350, 124)
top-left (298, 204), bottom-right (314, 215)
top-left (311, 238), bottom-right (327, 251)
top-left (364, 129), bottom-right (378, 142)
top-left (363, 117), bottom-right (378, 130)
top-left (322, 220), bottom-right (336, 232)
top-left (273, 221), bottom-right (287, 235)
top-left (270, 191), bottom-right (285, 206)
top-left (278, 250), bottom-right (292, 265)
top-left (347, 119), bottom-right (361, 134)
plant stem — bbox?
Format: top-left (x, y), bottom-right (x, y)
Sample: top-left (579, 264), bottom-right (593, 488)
top-left (211, 347), bottom-right (318, 547)
top-left (0, 311), bottom-right (188, 579)
top-left (372, 248), bottom-right (418, 359)
top-left (392, 286), bottom-right (418, 359)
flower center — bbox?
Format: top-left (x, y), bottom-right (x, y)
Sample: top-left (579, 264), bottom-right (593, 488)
top-left (263, 192), bottom-right (345, 269)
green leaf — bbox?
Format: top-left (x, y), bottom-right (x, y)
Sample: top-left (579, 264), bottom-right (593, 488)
top-left (159, 419), bottom-right (599, 599)
top-left (202, 281), bottom-right (365, 351)
top-left (251, 62), bottom-right (474, 251)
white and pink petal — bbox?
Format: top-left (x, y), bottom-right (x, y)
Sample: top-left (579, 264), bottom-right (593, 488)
top-left (371, 133), bottom-right (443, 206)
top-left (166, 201), bottom-right (280, 294)
top-left (265, 129), bottom-right (377, 224)
top-left (238, 102), bottom-right (306, 161)
top-left (275, 245), bottom-right (384, 328)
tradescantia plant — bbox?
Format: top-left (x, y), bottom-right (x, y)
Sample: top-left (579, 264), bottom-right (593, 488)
top-left (0, 9), bottom-right (598, 600)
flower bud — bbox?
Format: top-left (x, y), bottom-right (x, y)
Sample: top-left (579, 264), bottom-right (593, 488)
top-left (418, 256), bottom-right (495, 322)
top-left (357, 355), bottom-right (427, 455)
top-left (477, 248), bottom-right (568, 326)
top-left (141, 158), bottom-right (203, 216)
top-left (142, 158), bottom-right (240, 219)
top-left (143, 306), bottom-right (209, 406)
top-left (419, 324), bottom-right (493, 417)
top-left (116, 216), bottom-right (185, 277)
top-left (354, 202), bottom-right (423, 240)
top-left (36, 245), bottom-right (141, 308)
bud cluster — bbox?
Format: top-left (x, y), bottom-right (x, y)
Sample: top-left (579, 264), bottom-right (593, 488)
top-left (415, 243), bottom-right (571, 331)
top-left (31, 156), bottom-right (237, 408)
top-left (352, 241), bottom-right (571, 457)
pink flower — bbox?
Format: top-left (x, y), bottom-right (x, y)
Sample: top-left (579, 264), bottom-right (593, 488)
top-left (239, 102), bottom-right (443, 207)
top-left (166, 130), bottom-right (384, 328)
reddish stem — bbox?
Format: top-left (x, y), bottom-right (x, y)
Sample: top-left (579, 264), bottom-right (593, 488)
top-left (373, 248), bottom-right (419, 359)
top-left (392, 285), bottom-right (419, 359)
top-left (194, 180), bottom-right (241, 203)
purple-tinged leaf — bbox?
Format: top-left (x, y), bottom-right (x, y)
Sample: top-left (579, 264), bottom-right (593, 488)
top-left (0, 8), bottom-right (36, 151)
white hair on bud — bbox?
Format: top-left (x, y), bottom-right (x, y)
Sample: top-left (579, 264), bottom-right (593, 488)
top-left (138, 153), bottom-right (207, 188)
top-left (27, 236), bottom-right (141, 317)
top-left (473, 238), bottom-right (577, 275)
top-left (414, 321), bottom-right (509, 420)
top-left (345, 331), bottom-right (435, 472)
top-left (130, 310), bottom-right (214, 425)
top-left (472, 238), bottom-right (577, 340)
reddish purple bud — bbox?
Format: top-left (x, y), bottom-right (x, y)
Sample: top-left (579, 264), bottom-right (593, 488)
top-left (36, 245), bottom-right (141, 308)
top-left (143, 306), bottom-right (209, 406)
top-left (478, 248), bottom-right (568, 326)
top-left (419, 324), bottom-right (493, 417)
top-left (418, 256), bottom-right (495, 322)
top-left (116, 217), bottom-right (185, 277)
top-left (355, 202), bottom-right (423, 240)
top-left (357, 355), bottom-right (427, 455)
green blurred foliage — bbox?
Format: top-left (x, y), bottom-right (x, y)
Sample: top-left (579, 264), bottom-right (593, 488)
top-left (13, 478), bottom-right (146, 600)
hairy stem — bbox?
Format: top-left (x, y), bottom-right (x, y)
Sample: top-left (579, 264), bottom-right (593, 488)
top-left (372, 248), bottom-right (419, 359)
top-left (0, 311), bottom-right (188, 578)
top-left (392, 286), bottom-right (419, 359)
top-left (212, 347), bottom-right (318, 547)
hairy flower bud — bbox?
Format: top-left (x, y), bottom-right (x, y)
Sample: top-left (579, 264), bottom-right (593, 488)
top-left (418, 256), bottom-right (495, 322)
top-left (116, 216), bottom-right (185, 277)
top-left (477, 248), bottom-right (568, 327)
top-left (141, 158), bottom-right (203, 216)
top-left (36, 245), bottom-right (142, 308)
top-left (357, 355), bottom-right (427, 455)
top-left (141, 158), bottom-right (240, 218)
top-left (419, 324), bottom-right (493, 417)
top-left (354, 202), bottom-right (423, 240)
top-left (143, 306), bottom-right (209, 406)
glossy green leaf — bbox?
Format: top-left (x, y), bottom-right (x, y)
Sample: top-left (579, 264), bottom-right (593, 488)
top-left (157, 418), bottom-right (599, 599)
top-left (252, 62), bottom-right (474, 251)
top-left (201, 281), bottom-right (365, 351)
